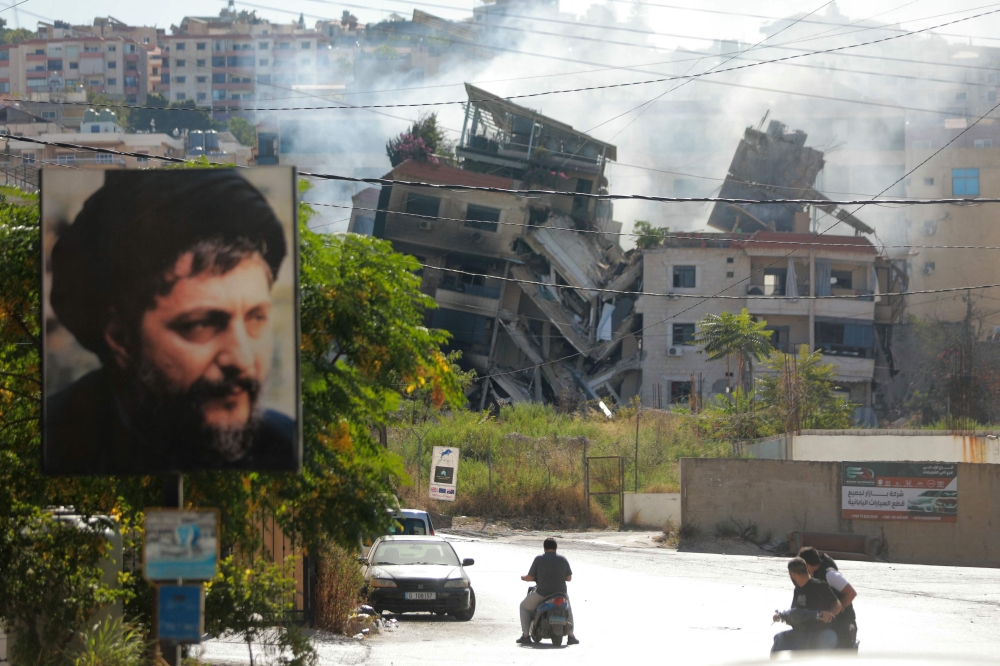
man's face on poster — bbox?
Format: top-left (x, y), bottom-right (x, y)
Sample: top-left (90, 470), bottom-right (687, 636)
top-left (107, 250), bottom-right (275, 459)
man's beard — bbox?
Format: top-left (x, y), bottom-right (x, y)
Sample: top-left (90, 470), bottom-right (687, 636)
top-left (121, 361), bottom-right (263, 465)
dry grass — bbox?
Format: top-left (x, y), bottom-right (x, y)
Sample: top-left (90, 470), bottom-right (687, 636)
top-left (315, 543), bottom-right (366, 635)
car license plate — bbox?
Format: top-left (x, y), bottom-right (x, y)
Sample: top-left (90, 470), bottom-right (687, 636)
top-left (549, 615), bottom-right (567, 625)
top-left (405, 592), bottom-right (436, 600)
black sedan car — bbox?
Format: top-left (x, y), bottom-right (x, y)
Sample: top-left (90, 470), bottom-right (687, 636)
top-left (361, 535), bottom-right (475, 620)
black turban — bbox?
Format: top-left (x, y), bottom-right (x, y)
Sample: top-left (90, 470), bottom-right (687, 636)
top-left (50, 170), bottom-right (288, 357)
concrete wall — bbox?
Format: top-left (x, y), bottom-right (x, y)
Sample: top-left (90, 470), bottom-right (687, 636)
top-left (746, 431), bottom-right (1000, 464)
top-left (681, 458), bottom-right (1000, 567)
top-left (624, 492), bottom-right (680, 528)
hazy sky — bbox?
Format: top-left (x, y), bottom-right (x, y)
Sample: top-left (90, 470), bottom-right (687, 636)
top-left (7, 0), bottom-right (1000, 49)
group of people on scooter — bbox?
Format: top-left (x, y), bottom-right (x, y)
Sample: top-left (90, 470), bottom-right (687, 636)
top-left (772, 546), bottom-right (860, 654)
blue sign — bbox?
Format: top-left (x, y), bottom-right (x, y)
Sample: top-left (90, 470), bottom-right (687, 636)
top-left (158, 585), bottom-right (203, 644)
top-left (144, 509), bottom-right (219, 581)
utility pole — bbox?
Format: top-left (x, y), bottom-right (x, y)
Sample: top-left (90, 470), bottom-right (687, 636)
top-left (634, 400), bottom-right (640, 493)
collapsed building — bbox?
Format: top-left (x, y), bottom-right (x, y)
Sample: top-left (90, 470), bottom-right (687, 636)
top-left (352, 85), bottom-right (643, 410)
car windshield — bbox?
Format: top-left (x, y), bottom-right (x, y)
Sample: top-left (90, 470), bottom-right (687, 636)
top-left (389, 517), bottom-right (428, 535)
top-left (919, 491), bottom-right (941, 497)
top-left (373, 541), bottom-right (460, 566)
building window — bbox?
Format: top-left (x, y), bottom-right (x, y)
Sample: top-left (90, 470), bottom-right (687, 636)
top-left (212, 89), bottom-right (226, 100)
top-left (301, 42), bottom-right (311, 49)
top-left (107, 78), bottom-right (117, 85)
top-left (176, 93), bottom-right (186, 101)
top-left (107, 61), bottom-right (117, 69)
top-left (259, 42), bottom-right (269, 50)
top-left (464, 205), bottom-right (501, 232)
top-left (107, 46), bottom-right (116, 52)
top-left (726, 257), bottom-right (734, 263)
top-left (212, 73), bottom-right (226, 83)
top-left (278, 42), bottom-right (291, 50)
top-left (124, 76), bottom-right (137, 87)
top-left (726, 271), bottom-right (734, 278)
top-left (69, 61), bottom-right (78, 69)
top-left (672, 323), bottom-right (695, 345)
top-left (176, 59), bottom-right (185, 67)
top-left (196, 42), bottom-right (206, 50)
top-left (672, 265), bottom-right (696, 288)
top-left (924, 177), bottom-right (934, 186)
top-left (670, 381), bottom-right (692, 405)
top-left (137, 152), bottom-right (149, 162)
top-left (197, 92), bottom-right (207, 101)
top-left (175, 76), bottom-right (186, 83)
top-left (259, 58), bottom-right (268, 66)
top-left (47, 59), bottom-right (62, 71)
top-left (175, 42), bottom-right (186, 50)
top-left (831, 270), bottom-right (853, 289)
top-left (196, 75), bottom-right (207, 83)
top-left (815, 319), bottom-right (875, 358)
top-left (212, 56), bottom-right (225, 67)
top-left (56, 154), bottom-right (75, 165)
top-left (160, 74), bottom-right (169, 84)
top-left (975, 139), bottom-right (993, 148)
top-left (956, 91), bottom-right (968, 102)
top-left (95, 153), bottom-right (113, 164)
top-left (405, 193), bottom-right (441, 219)
top-left (953, 168), bottom-right (980, 196)
top-left (227, 56), bottom-right (254, 67)
top-left (196, 59), bottom-right (206, 67)
top-left (41, 111), bottom-right (56, 120)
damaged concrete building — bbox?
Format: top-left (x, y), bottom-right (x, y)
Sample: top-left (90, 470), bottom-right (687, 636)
top-left (352, 85), bottom-right (642, 409)
top-left (635, 121), bottom-right (906, 424)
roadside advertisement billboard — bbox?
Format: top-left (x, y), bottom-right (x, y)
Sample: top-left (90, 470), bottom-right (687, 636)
top-left (842, 462), bottom-right (958, 522)
top-left (429, 446), bottom-right (459, 501)
top-left (144, 509), bottom-right (220, 581)
top-left (40, 168), bottom-right (300, 475)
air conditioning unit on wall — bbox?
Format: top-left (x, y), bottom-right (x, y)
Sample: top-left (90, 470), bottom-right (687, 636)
top-left (668, 346), bottom-right (684, 357)
top-left (419, 220), bottom-right (433, 231)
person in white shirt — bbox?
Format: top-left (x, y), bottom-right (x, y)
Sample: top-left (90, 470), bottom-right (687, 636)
top-left (798, 546), bottom-right (858, 648)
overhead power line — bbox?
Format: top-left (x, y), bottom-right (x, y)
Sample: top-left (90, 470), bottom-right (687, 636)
top-left (7, 132), bottom-right (1000, 207)
top-left (312, 201), bottom-right (1000, 251)
top-left (105, 3), bottom-right (998, 114)
top-left (425, 264), bottom-right (1000, 300)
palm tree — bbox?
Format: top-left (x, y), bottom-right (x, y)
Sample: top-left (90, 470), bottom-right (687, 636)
top-left (695, 309), bottom-right (774, 396)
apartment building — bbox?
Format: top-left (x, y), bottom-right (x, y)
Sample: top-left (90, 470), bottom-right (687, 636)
top-left (161, 30), bottom-right (329, 115)
top-left (0, 36), bottom-right (148, 104)
top-left (903, 120), bottom-right (1000, 332)
top-left (637, 232), bottom-right (884, 417)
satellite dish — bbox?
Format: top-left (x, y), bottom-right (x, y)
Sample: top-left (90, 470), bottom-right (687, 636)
top-left (172, 128), bottom-right (180, 137)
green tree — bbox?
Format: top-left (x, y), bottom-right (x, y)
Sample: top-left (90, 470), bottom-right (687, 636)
top-left (695, 308), bottom-right (773, 395)
top-left (229, 116), bottom-right (256, 146)
top-left (385, 113), bottom-right (454, 166)
top-left (1, 27), bottom-right (34, 45)
top-left (0, 182), bottom-right (465, 662)
top-left (633, 220), bottom-right (670, 249)
top-left (126, 93), bottom-right (223, 135)
top-left (757, 345), bottom-right (855, 431)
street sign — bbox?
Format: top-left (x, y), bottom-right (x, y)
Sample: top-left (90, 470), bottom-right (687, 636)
top-left (429, 446), bottom-right (459, 502)
top-left (157, 584), bottom-right (204, 644)
top-left (144, 509), bottom-right (220, 581)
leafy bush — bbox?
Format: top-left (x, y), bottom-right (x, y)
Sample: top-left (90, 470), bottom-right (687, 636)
top-left (65, 616), bottom-right (148, 666)
top-left (315, 544), bottom-right (366, 635)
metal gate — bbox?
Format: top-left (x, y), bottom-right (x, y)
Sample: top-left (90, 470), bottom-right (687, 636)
top-left (584, 456), bottom-right (625, 526)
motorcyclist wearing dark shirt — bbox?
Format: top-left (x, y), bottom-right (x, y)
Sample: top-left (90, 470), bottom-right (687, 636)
top-left (772, 557), bottom-right (843, 653)
top-left (517, 538), bottom-right (579, 646)
top-left (798, 546), bottom-right (859, 648)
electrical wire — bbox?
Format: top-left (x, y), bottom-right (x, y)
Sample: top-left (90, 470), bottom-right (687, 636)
top-left (26, 5), bottom-right (1000, 115)
top-left (8, 131), bottom-right (1000, 207)
top-left (420, 263), bottom-right (1000, 299)
top-left (309, 200), bottom-right (1000, 251)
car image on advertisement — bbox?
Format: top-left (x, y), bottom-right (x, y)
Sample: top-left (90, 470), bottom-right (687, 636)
top-left (361, 535), bottom-right (476, 621)
top-left (907, 490), bottom-right (958, 514)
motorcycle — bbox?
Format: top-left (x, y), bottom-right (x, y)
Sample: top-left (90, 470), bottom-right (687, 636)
top-left (527, 586), bottom-right (573, 646)
top-left (772, 608), bottom-right (859, 654)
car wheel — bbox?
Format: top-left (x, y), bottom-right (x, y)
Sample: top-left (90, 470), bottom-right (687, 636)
top-left (452, 589), bottom-right (476, 621)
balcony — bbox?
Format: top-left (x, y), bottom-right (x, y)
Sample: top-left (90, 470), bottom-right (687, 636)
top-left (745, 283), bottom-right (810, 316)
top-left (814, 293), bottom-right (875, 320)
top-left (822, 353), bottom-right (875, 381)
top-left (434, 283), bottom-right (501, 315)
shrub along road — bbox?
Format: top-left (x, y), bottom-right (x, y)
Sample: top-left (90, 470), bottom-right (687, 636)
top-left (360, 530), bottom-right (1000, 666)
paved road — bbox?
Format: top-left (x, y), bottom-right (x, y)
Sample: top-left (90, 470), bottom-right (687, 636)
top-left (360, 532), bottom-right (1000, 666)
top-left (199, 531), bottom-right (1000, 665)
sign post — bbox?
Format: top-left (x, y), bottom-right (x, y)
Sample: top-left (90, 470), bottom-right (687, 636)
top-left (429, 446), bottom-right (460, 501)
top-left (842, 462), bottom-right (958, 522)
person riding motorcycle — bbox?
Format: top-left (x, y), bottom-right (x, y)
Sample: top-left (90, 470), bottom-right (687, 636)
top-left (798, 546), bottom-right (859, 649)
top-left (517, 538), bottom-right (579, 646)
top-left (772, 557), bottom-right (843, 654)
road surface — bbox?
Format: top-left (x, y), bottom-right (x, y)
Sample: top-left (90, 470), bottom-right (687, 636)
top-left (200, 530), bottom-right (1000, 665)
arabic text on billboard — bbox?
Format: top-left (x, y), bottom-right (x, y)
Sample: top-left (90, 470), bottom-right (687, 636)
top-left (842, 462), bottom-right (957, 522)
